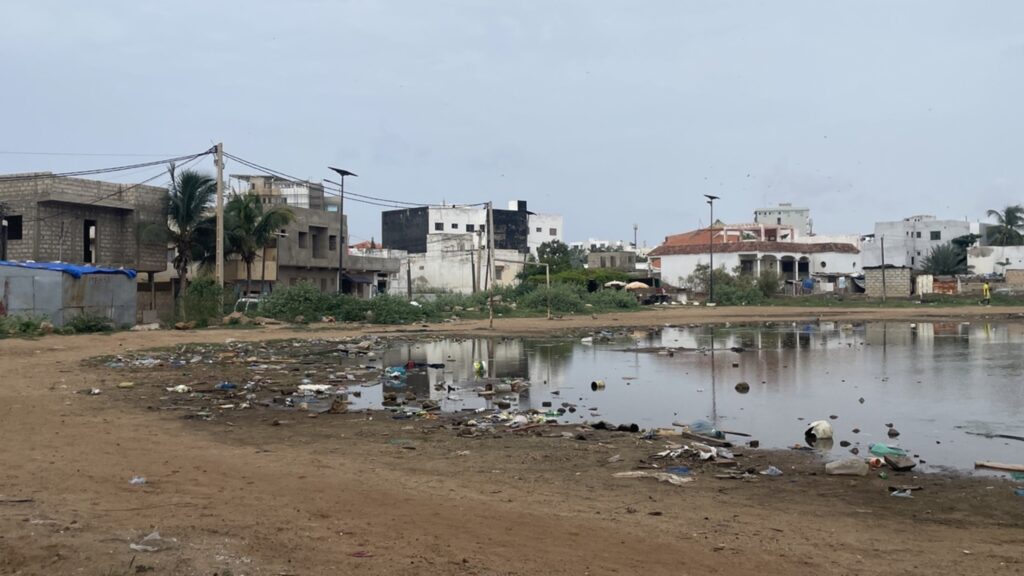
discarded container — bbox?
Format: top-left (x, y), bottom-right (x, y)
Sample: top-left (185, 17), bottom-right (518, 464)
top-left (591, 380), bottom-right (606, 391)
top-left (869, 443), bottom-right (907, 458)
top-left (214, 381), bottom-right (236, 390)
top-left (805, 420), bottom-right (834, 441)
top-left (825, 458), bottom-right (869, 476)
top-left (884, 454), bottom-right (917, 472)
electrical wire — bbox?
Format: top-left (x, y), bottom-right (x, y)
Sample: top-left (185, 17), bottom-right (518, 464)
top-left (0, 151), bottom-right (184, 158)
top-left (0, 148), bottom-right (216, 182)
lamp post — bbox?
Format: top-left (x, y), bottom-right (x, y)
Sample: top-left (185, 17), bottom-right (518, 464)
top-left (704, 194), bottom-right (720, 303)
top-left (328, 167), bottom-right (357, 294)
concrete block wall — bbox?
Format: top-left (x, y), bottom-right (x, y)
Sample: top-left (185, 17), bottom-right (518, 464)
top-left (0, 174), bottom-right (167, 272)
top-left (1006, 269), bottom-right (1024, 286)
top-left (864, 267), bottom-right (912, 298)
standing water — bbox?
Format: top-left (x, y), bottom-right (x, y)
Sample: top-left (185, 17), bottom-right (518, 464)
top-left (368, 321), bottom-right (1024, 472)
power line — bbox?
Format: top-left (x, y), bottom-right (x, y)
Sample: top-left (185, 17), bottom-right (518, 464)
top-left (0, 151), bottom-right (184, 158)
top-left (0, 148), bottom-right (216, 182)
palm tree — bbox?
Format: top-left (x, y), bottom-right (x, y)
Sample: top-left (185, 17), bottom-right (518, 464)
top-left (920, 243), bottom-right (970, 275)
top-left (225, 192), bottom-right (295, 296)
top-left (986, 205), bottom-right (1024, 246)
top-left (167, 169), bottom-right (217, 308)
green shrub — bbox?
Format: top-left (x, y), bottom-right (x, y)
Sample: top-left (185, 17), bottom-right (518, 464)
top-left (519, 284), bottom-right (586, 313)
top-left (586, 289), bottom-right (640, 310)
top-left (756, 269), bottom-right (783, 298)
top-left (183, 277), bottom-right (225, 327)
top-left (67, 313), bottom-right (114, 333)
top-left (261, 283), bottom-right (332, 322)
top-left (0, 315), bottom-right (45, 337)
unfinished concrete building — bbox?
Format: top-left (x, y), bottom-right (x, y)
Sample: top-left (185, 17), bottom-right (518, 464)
top-left (0, 172), bottom-right (168, 273)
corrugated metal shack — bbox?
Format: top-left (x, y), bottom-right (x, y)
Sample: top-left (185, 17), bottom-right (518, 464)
top-left (0, 261), bottom-right (137, 327)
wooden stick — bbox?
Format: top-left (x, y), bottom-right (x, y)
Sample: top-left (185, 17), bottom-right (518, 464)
top-left (974, 461), bottom-right (1024, 472)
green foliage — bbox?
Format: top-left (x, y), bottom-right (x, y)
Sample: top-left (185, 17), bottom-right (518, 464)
top-left (536, 240), bottom-right (574, 274)
top-left (225, 192), bottom-right (296, 293)
top-left (261, 282), bottom-right (333, 321)
top-left (261, 283), bottom-right (431, 324)
top-left (67, 313), bottom-right (114, 333)
top-left (518, 284), bottom-right (587, 313)
top-left (183, 276), bottom-right (225, 327)
top-left (167, 169), bottom-right (218, 295)
top-left (686, 263), bottom-right (768, 305)
top-left (951, 233), bottom-right (981, 250)
top-left (986, 205), bottom-right (1024, 246)
top-left (585, 289), bottom-right (640, 310)
top-left (524, 268), bottom-right (631, 290)
top-left (756, 269), bottom-right (783, 298)
top-left (0, 315), bottom-right (45, 337)
top-left (920, 243), bottom-right (970, 275)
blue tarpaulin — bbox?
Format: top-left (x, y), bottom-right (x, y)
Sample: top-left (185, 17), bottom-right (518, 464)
top-left (0, 261), bottom-right (137, 279)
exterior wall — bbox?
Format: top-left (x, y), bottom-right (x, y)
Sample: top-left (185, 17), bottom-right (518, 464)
top-left (863, 267), bottom-right (913, 298)
top-left (863, 217), bottom-right (982, 270)
top-left (754, 205), bottom-right (811, 236)
top-left (587, 251), bottom-right (637, 272)
top-left (382, 207), bottom-right (430, 253)
top-left (659, 250), bottom-right (860, 289)
top-left (527, 213), bottom-right (563, 255)
top-left (390, 235), bottom-right (525, 295)
top-left (1005, 269), bottom-right (1024, 286)
top-left (275, 207), bottom-right (345, 293)
top-left (967, 245), bottom-right (1024, 276)
top-left (0, 174), bottom-right (167, 272)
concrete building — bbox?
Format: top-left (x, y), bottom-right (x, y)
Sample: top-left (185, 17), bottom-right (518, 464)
top-left (230, 174), bottom-right (329, 211)
top-left (0, 172), bottom-right (167, 273)
top-left (862, 215), bottom-right (986, 270)
top-left (651, 241), bottom-right (860, 289)
top-left (381, 201), bottom-right (562, 257)
top-left (754, 203), bottom-right (812, 237)
top-left (587, 250), bottom-right (637, 272)
top-left (389, 234), bottom-right (525, 296)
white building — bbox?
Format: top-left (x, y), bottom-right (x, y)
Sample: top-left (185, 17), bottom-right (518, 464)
top-left (390, 234), bottom-right (527, 296)
top-left (382, 201), bottom-right (562, 258)
top-left (862, 215), bottom-right (986, 269)
top-left (967, 245), bottom-right (1024, 276)
top-left (651, 241), bottom-right (861, 289)
top-left (755, 203), bottom-right (812, 237)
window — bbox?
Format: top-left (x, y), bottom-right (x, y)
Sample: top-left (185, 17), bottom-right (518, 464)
top-left (466, 224), bottom-right (475, 232)
top-left (329, 235), bottom-right (337, 251)
top-left (549, 228), bottom-right (557, 236)
top-left (479, 224), bottom-right (485, 232)
top-left (418, 265), bottom-right (424, 271)
top-left (298, 231), bottom-right (308, 249)
top-left (536, 227), bottom-right (542, 233)
top-left (434, 222), bottom-right (444, 231)
top-left (911, 256), bottom-right (915, 265)
top-left (777, 217), bottom-right (782, 225)
top-left (930, 231), bottom-right (941, 241)
top-left (84, 219), bottom-right (97, 264)
top-left (4, 215), bottom-right (22, 240)
top-left (451, 223), bottom-right (459, 229)
top-left (820, 261), bottom-right (827, 269)
top-left (495, 266), bottom-right (504, 280)
top-left (916, 231), bottom-right (922, 238)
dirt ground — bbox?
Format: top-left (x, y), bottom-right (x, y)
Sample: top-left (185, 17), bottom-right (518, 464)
top-left (2, 306), bottom-right (1023, 576)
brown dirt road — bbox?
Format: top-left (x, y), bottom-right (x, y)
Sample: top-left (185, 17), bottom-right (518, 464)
top-left (1, 306), bottom-right (1023, 575)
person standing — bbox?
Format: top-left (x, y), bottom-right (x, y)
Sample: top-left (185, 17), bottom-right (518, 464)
top-left (982, 281), bottom-right (991, 305)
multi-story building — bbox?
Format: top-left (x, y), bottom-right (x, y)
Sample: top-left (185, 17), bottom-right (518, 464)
top-left (754, 203), bottom-right (812, 237)
top-left (0, 172), bottom-right (167, 274)
top-left (862, 215), bottom-right (987, 269)
top-left (381, 201), bottom-right (562, 257)
top-left (230, 174), bottom-right (329, 211)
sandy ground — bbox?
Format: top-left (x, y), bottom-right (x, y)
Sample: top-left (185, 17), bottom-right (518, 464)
top-left (2, 306), bottom-right (1023, 575)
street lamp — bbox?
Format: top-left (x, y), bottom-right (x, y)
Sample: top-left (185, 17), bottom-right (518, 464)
top-left (704, 194), bottom-right (720, 303)
top-left (328, 167), bottom-right (358, 294)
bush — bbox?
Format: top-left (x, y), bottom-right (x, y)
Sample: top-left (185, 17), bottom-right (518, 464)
top-left (0, 315), bottom-right (45, 337)
top-left (67, 313), bottom-right (114, 333)
top-left (585, 289), bottom-right (640, 310)
top-left (183, 277), bottom-right (225, 327)
top-left (756, 269), bottom-right (783, 298)
top-left (261, 283), bottom-right (333, 321)
top-left (519, 284), bottom-right (586, 313)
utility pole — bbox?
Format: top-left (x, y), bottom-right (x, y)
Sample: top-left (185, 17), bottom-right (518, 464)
top-left (487, 202), bottom-right (496, 328)
top-left (328, 167), bottom-right (357, 294)
top-left (880, 236), bottom-right (887, 302)
top-left (215, 143), bottom-right (225, 290)
top-left (704, 195), bottom-right (720, 303)
top-left (0, 201), bottom-right (8, 261)
top-left (633, 223), bottom-right (638, 249)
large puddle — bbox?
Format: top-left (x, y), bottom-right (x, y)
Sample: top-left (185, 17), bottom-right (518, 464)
top-left (362, 321), bottom-right (1024, 472)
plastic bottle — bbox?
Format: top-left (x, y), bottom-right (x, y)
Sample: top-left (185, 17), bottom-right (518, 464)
top-left (825, 458), bottom-right (869, 476)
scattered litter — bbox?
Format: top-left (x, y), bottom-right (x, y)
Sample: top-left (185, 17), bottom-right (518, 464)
top-left (607, 454), bottom-right (622, 464)
top-left (825, 458), bottom-right (869, 476)
top-left (129, 476), bottom-right (147, 486)
top-left (890, 489), bottom-right (914, 498)
top-left (117, 382), bottom-right (135, 389)
top-left (89, 388), bottom-right (102, 396)
top-left (166, 385), bottom-right (191, 394)
top-left (129, 531), bottom-right (174, 553)
top-left (975, 461), bottom-right (1024, 473)
top-left (760, 465), bottom-right (783, 477)
top-left (214, 381), bottom-right (236, 390)
top-left (613, 471), bottom-right (694, 486)
top-left (869, 443), bottom-right (907, 458)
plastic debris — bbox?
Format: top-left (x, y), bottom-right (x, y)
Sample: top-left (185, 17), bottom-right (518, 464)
top-left (869, 443), bottom-right (907, 458)
top-left (129, 476), bottom-right (147, 486)
top-left (825, 458), bottom-right (869, 476)
top-left (890, 489), bottom-right (914, 498)
top-left (129, 531), bottom-right (174, 552)
top-left (760, 465), bottom-right (783, 477)
top-left (166, 385), bottom-right (191, 394)
top-left (214, 381), bottom-right (236, 390)
top-left (613, 471), bottom-right (694, 486)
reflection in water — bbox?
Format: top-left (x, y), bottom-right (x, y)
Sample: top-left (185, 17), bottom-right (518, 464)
top-left (347, 322), bottom-right (1023, 471)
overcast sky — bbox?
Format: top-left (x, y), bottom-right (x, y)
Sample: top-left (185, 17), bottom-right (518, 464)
top-left (2, 1), bottom-right (1022, 246)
